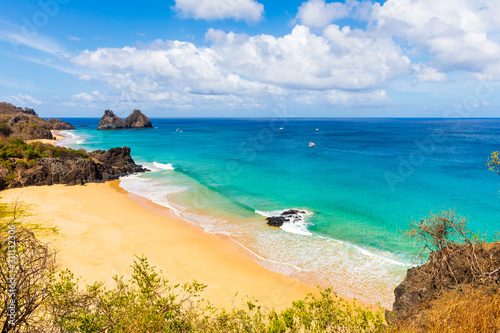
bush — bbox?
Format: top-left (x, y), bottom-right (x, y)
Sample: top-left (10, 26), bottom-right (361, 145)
top-left (4, 172), bottom-right (15, 183)
top-left (15, 159), bottom-right (28, 169)
top-left (41, 257), bottom-right (384, 333)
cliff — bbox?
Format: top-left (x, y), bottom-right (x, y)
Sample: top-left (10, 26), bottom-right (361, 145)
top-left (0, 145), bottom-right (148, 190)
top-left (388, 242), bottom-right (500, 323)
top-left (0, 102), bottom-right (74, 139)
top-left (97, 109), bottom-right (153, 130)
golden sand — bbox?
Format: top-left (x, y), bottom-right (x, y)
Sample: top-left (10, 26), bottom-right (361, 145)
top-left (1, 181), bottom-right (318, 310)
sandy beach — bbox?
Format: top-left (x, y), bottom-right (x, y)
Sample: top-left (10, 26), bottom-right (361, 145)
top-left (1, 180), bottom-right (318, 310)
top-left (25, 130), bottom-right (66, 145)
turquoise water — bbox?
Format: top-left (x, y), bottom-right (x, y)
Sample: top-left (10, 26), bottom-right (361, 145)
top-left (58, 118), bottom-right (500, 307)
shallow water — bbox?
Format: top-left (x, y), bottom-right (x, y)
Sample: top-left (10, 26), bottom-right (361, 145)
top-left (58, 118), bottom-right (500, 307)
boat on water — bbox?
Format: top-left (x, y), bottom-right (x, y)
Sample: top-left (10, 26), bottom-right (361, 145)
top-left (309, 142), bottom-right (315, 147)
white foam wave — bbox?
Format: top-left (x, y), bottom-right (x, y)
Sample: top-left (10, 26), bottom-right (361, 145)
top-left (55, 130), bottom-right (86, 147)
top-left (119, 174), bottom-right (187, 215)
top-left (256, 208), bottom-right (314, 236)
top-left (152, 162), bottom-right (175, 170)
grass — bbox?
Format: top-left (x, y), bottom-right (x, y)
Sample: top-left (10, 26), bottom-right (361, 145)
top-left (390, 285), bottom-right (500, 333)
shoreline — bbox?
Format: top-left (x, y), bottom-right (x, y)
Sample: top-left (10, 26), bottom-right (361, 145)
top-left (25, 130), bottom-right (66, 146)
top-left (1, 181), bottom-right (322, 310)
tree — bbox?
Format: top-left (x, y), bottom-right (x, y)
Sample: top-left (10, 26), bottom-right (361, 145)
top-left (0, 204), bottom-right (56, 333)
top-left (486, 151), bottom-right (500, 176)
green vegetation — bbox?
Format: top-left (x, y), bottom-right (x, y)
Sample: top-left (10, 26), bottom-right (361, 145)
top-left (42, 263), bottom-right (384, 333)
top-left (487, 151), bottom-right (500, 176)
top-left (0, 137), bottom-right (89, 167)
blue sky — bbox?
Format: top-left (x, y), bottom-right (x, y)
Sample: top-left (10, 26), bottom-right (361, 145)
top-left (0, 0), bottom-right (499, 117)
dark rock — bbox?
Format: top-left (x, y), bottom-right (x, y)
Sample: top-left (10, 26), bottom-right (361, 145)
top-left (1, 147), bottom-right (149, 190)
top-left (266, 216), bottom-right (288, 227)
top-left (97, 110), bottom-right (126, 130)
top-left (124, 109), bottom-right (153, 129)
top-left (282, 209), bottom-right (305, 215)
top-left (266, 209), bottom-right (307, 227)
top-left (98, 109), bottom-right (153, 130)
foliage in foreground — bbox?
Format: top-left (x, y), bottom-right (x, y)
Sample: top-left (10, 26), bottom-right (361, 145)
top-left (41, 256), bottom-right (384, 333)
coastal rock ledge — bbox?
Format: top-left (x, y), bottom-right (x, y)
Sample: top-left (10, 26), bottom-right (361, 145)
top-left (0, 147), bottom-right (148, 190)
top-left (98, 110), bottom-right (153, 130)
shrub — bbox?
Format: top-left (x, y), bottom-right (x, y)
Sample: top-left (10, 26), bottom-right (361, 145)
top-left (4, 172), bottom-right (15, 183)
top-left (15, 159), bottom-right (28, 169)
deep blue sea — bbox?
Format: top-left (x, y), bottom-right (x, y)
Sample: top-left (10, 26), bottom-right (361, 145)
top-left (57, 118), bottom-right (500, 307)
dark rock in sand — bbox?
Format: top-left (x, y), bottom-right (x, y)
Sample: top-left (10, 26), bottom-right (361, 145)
top-left (124, 109), bottom-right (153, 129)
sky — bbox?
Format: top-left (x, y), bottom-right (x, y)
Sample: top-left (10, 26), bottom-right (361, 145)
top-left (0, 0), bottom-right (499, 118)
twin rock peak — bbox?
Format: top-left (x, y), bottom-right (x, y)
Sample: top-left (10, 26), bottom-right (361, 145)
top-left (98, 109), bottom-right (153, 130)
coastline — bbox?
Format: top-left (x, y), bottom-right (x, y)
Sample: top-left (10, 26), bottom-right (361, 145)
top-left (1, 180), bottom-right (320, 310)
top-left (25, 130), bottom-right (66, 146)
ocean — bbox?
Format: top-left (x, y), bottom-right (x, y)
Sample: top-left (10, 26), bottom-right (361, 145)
top-left (57, 118), bottom-right (500, 307)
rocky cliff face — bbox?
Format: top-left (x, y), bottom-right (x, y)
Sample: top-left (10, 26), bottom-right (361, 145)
top-left (97, 110), bottom-right (127, 130)
top-left (124, 110), bottom-right (153, 128)
top-left (0, 147), bottom-right (148, 190)
top-left (98, 109), bottom-right (153, 130)
top-left (0, 102), bottom-right (74, 139)
top-left (388, 242), bottom-right (500, 323)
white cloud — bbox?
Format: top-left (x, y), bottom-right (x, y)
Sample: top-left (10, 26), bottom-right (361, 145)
top-left (373, 0), bottom-right (500, 78)
top-left (71, 23), bottom-right (411, 111)
top-left (207, 25), bottom-right (410, 90)
top-left (68, 35), bottom-right (81, 41)
top-left (173, 0), bottom-right (264, 23)
top-left (6, 94), bottom-right (42, 106)
top-left (295, 0), bottom-right (349, 28)
top-left (0, 30), bottom-right (68, 57)
top-left (412, 64), bottom-right (448, 83)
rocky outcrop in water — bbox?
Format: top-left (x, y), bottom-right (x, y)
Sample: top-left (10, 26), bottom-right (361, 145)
top-left (0, 147), bottom-right (148, 190)
top-left (97, 110), bottom-right (127, 130)
top-left (98, 109), bottom-right (153, 130)
top-left (266, 209), bottom-right (306, 227)
top-left (388, 242), bottom-right (500, 323)
top-left (124, 110), bottom-right (153, 128)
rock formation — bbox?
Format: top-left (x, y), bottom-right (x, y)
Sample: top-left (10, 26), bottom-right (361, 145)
top-left (388, 242), bottom-right (500, 323)
top-left (266, 209), bottom-right (306, 227)
top-left (97, 110), bottom-right (127, 130)
top-left (124, 109), bottom-right (153, 128)
top-left (98, 109), bottom-right (153, 130)
top-left (0, 147), bottom-right (148, 190)
top-left (0, 102), bottom-right (74, 140)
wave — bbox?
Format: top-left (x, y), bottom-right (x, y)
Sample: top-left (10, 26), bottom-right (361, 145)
top-left (119, 174), bottom-right (187, 215)
top-left (55, 130), bottom-right (86, 147)
top-left (152, 162), bottom-right (175, 171)
top-left (256, 208), bottom-right (409, 266)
